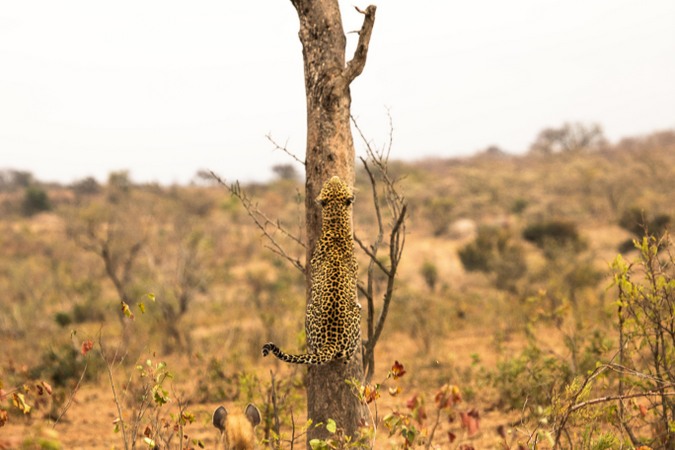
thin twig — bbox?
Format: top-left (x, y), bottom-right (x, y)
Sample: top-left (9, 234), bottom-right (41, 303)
top-left (569, 387), bottom-right (675, 414)
top-left (52, 360), bottom-right (88, 427)
top-left (290, 406), bottom-right (295, 450)
top-left (425, 407), bottom-right (443, 450)
top-left (99, 334), bottom-right (129, 450)
top-left (266, 134), bottom-right (305, 166)
top-left (210, 171), bottom-right (305, 272)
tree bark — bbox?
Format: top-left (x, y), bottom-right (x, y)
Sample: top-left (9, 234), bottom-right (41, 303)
top-left (288, 0), bottom-right (376, 446)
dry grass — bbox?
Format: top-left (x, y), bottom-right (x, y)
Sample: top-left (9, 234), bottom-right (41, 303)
top-left (1, 130), bottom-right (674, 448)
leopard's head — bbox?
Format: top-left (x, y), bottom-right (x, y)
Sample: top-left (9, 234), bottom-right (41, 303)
top-left (316, 176), bottom-right (354, 221)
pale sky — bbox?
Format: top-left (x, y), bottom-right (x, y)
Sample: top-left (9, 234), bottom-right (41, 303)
top-left (1, 1), bottom-right (674, 185)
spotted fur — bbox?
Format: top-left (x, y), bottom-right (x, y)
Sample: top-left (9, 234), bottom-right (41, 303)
top-left (262, 176), bottom-right (361, 364)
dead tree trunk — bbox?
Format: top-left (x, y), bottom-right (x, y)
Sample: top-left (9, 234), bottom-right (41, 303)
top-left (288, 0), bottom-right (376, 445)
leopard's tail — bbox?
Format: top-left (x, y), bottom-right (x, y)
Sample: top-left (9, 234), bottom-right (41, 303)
top-left (261, 342), bottom-right (339, 365)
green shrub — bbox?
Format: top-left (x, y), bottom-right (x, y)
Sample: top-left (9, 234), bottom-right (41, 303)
top-left (53, 312), bottom-right (72, 328)
top-left (458, 226), bottom-right (508, 273)
top-left (491, 344), bottom-right (572, 411)
top-left (71, 301), bottom-right (106, 323)
top-left (612, 234), bottom-right (675, 448)
top-left (31, 343), bottom-right (99, 388)
top-left (22, 186), bottom-right (51, 216)
top-left (617, 207), bottom-right (671, 252)
top-left (522, 220), bottom-right (581, 250)
top-left (419, 261), bottom-right (438, 292)
top-left (195, 357), bottom-right (243, 402)
top-left (511, 198), bottom-right (528, 214)
top-left (458, 226), bottom-right (527, 291)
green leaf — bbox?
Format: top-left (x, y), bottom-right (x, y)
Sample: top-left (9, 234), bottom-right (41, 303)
top-left (152, 385), bottom-right (170, 406)
top-left (138, 302), bottom-right (145, 314)
top-left (326, 418), bottom-right (337, 434)
top-left (147, 293), bottom-right (156, 302)
top-left (181, 410), bottom-right (196, 425)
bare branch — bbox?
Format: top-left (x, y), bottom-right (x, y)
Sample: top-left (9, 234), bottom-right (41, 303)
top-left (352, 114), bottom-right (407, 382)
top-left (569, 387), bottom-right (675, 414)
top-left (344, 5), bottom-right (377, 83)
top-left (355, 230), bottom-right (389, 276)
top-left (52, 360), bottom-right (88, 427)
top-left (266, 133), bottom-right (305, 166)
top-left (370, 203), bottom-right (406, 347)
top-left (210, 171), bottom-right (305, 273)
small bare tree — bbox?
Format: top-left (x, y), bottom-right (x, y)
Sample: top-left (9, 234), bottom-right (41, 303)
top-left (67, 201), bottom-right (146, 319)
top-left (529, 122), bottom-right (607, 155)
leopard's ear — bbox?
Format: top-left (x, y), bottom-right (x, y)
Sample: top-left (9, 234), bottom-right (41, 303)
top-left (212, 406), bottom-right (228, 432)
top-left (315, 195), bottom-right (327, 207)
top-left (245, 403), bottom-right (261, 427)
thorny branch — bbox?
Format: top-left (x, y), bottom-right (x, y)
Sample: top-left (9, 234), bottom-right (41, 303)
top-left (266, 133), bottom-right (305, 166)
top-left (209, 171), bottom-right (305, 272)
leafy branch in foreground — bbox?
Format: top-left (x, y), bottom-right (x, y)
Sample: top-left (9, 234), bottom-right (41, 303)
top-left (348, 361), bottom-right (474, 449)
top-left (610, 232), bottom-right (675, 448)
top-left (544, 233), bottom-right (675, 449)
top-left (98, 331), bottom-right (201, 450)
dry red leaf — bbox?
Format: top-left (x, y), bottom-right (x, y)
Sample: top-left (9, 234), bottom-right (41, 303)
top-left (405, 394), bottom-right (419, 410)
top-left (363, 384), bottom-right (380, 404)
top-left (81, 339), bottom-right (94, 356)
top-left (390, 360), bottom-right (406, 379)
top-left (417, 404), bottom-right (427, 423)
top-left (460, 409), bottom-right (480, 436)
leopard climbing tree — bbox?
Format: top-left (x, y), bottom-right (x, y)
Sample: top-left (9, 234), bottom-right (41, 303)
top-left (262, 176), bottom-right (361, 365)
top-left (217, 0), bottom-right (404, 441)
top-left (286, 0), bottom-right (376, 446)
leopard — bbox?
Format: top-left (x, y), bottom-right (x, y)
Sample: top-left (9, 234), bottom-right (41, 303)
top-left (262, 176), bottom-right (361, 365)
